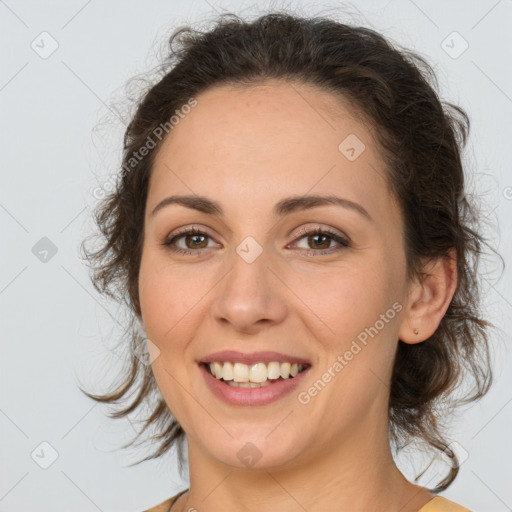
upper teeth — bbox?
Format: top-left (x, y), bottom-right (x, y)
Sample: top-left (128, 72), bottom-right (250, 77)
top-left (208, 361), bottom-right (305, 383)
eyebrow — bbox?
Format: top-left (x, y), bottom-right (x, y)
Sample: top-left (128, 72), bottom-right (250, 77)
top-left (151, 194), bottom-right (373, 222)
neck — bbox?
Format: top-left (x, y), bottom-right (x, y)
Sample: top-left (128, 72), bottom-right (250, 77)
top-left (177, 423), bottom-right (434, 512)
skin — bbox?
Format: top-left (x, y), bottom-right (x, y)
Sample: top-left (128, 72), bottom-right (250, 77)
top-left (138, 80), bottom-right (458, 512)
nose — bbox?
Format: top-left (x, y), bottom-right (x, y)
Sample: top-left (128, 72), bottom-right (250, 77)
top-left (210, 247), bottom-right (288, 335)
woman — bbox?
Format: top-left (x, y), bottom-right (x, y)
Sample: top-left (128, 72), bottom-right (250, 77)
top-left (81, 12), bottom-right (494, 511)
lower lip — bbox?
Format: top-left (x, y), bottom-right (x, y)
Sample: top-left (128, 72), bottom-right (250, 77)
top-left (199, 363), bottom-right (310, 406)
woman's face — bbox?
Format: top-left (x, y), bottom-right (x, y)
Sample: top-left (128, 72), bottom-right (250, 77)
top-left (138, 81), bottom-right (410, 470)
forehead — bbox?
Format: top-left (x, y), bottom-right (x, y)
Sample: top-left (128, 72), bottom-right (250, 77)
top-left (149, 80), bottom-right (393, 221)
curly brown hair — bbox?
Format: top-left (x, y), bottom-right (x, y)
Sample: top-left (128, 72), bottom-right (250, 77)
top-left (79, 12), bottom-right (495, 492)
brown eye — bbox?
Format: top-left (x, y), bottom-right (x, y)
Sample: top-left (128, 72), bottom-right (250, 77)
top-left (292, 227), bottom-right (350, 255)
top-left (162, 228), bottom-right (216, 255)
top-left (307, 233), bottom-right (332, 250)
top-left (183, 233), bottom-right (209, 249)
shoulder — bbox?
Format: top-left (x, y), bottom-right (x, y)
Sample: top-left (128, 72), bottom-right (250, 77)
top-left (417, 496), bottom-right (472, 512)
top-left (142, 489), bottom-right (188, 512)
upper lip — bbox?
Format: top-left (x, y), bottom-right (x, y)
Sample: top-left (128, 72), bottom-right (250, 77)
top-left (199, 350), bottom-right (311, 365)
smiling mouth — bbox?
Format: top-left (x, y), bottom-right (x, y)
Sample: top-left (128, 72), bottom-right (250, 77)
top-left (201, 361), bottom-right (309, 388)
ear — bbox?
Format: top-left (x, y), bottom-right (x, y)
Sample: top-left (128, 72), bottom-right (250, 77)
top-left (398, 248), bottom-right (458, 344)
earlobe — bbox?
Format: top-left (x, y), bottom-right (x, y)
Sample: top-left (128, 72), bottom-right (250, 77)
top-left (398, 249), bottom-right (458, 344)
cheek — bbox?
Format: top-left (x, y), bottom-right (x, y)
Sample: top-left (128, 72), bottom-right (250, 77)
top-left (301, 268), bottom-right (400, 413)
top-left (291, 261), bottom-right (397, 344)
top-left (138, 256), bottom-right (198, 415)
top-left (139, 257), bottom-right (183, 349)
top-left (138, 251), bottom-right (206, 339)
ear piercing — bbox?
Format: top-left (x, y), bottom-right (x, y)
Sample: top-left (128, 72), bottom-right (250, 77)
top-left (413, 328), bottom-right (419, 335)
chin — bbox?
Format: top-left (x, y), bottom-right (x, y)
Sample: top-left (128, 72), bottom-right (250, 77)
top-left (201, 428), bottom-right (305, 471)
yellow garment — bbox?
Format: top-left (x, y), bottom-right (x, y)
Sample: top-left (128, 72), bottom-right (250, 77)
top-left (143, 489), bottom-right (186, 512)
top-left (418, 496), bottom-right (471, 511)
top-left (143, 490), bottom-right (471, 511)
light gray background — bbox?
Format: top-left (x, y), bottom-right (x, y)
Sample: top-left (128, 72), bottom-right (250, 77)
top-left (1, 0), bottom-right (511, 511)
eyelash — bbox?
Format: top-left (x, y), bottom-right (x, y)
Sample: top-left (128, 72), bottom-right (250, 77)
top-left (161, 225), bottom-right (350, 257)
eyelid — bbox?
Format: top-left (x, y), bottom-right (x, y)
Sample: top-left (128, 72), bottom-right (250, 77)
top-left (167, 223), bottom-right (348, 242)
top-left (168, 224), bottom-right (217, 239)
top-left (164, 225), bottom-right (220, 247)
top-left (163, 223), bottom-right (350, 255)
top-left (290, 224), bottom-right (349, 242)
top-left (287, 225), bottom-right (350, 252)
